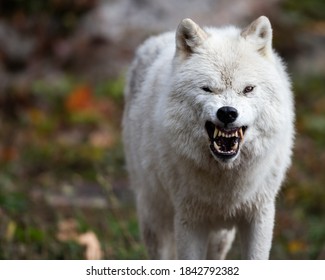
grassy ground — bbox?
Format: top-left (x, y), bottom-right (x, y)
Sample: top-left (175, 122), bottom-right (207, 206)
top-left (0, 73), bottom-right (324, 260)
top-left (0, 75), bottom-right (146, 259)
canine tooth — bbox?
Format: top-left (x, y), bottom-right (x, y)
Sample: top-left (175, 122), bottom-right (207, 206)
top-left (213, 141), bottom-right (219, 151)
top-left (213, 127), bottom-right (218, 138)
top-left (239, 128), bottom-right (244, 139)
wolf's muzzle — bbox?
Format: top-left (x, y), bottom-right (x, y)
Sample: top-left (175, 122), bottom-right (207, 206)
top-left (217, 106), bottom-right (238, 125)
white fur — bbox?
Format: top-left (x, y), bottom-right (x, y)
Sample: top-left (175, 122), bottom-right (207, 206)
top-left (123, 16), bottom-right (294, 260)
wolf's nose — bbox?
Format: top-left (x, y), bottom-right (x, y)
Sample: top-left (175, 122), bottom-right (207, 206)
top-left (217, 106), bottom-right (238, 124)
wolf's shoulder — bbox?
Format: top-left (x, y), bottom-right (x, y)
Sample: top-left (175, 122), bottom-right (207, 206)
top-left (135, 31), bottom-right (174, 61)
top-left (125, 32), bottom-right (174, 105)
top-left (131, 31), bottom-right (175, 79)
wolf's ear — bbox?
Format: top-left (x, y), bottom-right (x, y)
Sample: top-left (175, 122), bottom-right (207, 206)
top-left (241, 16), bottom-right (273, 59)
top-left (176, 18), bottom-right (208, 57)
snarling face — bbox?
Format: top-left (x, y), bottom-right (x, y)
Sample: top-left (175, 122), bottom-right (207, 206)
top-left (165, 17), bottom-right (290, 167)
top-left (197, 74), bottom-right (257, 165)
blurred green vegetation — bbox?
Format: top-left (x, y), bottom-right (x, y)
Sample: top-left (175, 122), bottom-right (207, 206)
top-left (282, 0), bottom-right (325, 21)
top-left (0, 0), bottom-right (95, 35)
top-left (0, 0), bottom-right (325, 260)
top-left (0, 73), bottom-right (147, 259)
top-left (271, 74), bottom-right (325, 260)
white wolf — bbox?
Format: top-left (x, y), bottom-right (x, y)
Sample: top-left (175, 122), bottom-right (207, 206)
top-left (122, 16), bottom-right (294, 260)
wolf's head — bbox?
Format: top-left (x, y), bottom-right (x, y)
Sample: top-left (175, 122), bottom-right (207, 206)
top-left (166, 16), bottom-right (293, 168)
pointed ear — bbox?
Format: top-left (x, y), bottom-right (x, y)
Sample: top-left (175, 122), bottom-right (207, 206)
top-left (176, 18), bottom-right (208, 57)
top-left (241, 16), bottom-right (273, 59)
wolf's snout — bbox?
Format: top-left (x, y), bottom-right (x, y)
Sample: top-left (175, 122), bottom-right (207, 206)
top-left (217, 106), bottom-right (238, 125)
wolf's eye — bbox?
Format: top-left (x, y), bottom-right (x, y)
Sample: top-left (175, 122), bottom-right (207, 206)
top-left (243, 86), bottom-right (255, 94)
top-left (201, 86), bottom-right (213, 93)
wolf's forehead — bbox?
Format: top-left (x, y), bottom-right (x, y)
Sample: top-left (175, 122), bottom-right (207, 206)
top-left (219, 67), bottom-right (235, 88)
top-left (201, 54), bottom-right (242, 87)
top-left (200, 45), bottom-right (258, 86)
top-left (205, 32), bottom-right (248, 64)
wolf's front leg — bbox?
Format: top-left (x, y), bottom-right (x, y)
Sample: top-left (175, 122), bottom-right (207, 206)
top-left (174, 219), bottom-right (209, 259)
top-left (238, 202), bottom-right (275, 260)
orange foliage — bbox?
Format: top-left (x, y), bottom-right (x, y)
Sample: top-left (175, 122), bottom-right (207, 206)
top-left (64, 85), bottom-right (117, 119)
top-left (65, 85), bottom-right (95, 112)
top-left (0, 146), bottom-right (18, 162)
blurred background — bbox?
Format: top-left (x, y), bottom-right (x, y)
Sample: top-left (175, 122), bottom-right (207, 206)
top-left (0, 0), bottom-right (324, 260)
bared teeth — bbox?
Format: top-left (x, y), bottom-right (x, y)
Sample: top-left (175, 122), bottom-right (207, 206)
top-left (239, 128), bottom-right (243, 139)
top-left (213, 141), bottom-right (220, 151)
top-left (232, 142), bottom-right (239, 150)
top-left (213, 140), bottom-right (238, 154)
top-left (209, 125), bottom-right (246, 157)
top-left (212, 126), bottom-right (245, 140)
top-left (213, 127), bottom-right (218, 138)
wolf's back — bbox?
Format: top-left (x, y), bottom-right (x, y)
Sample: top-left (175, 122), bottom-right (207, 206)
top-left (124, 32), bottom-right (174, 109)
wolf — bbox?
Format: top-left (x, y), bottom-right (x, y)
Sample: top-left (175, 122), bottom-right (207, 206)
top-left (122, 16), bottom-right (294, 260)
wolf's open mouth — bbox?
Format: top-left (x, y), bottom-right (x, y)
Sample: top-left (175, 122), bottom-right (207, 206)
top-left (205, 121), bottom-right (247, 160)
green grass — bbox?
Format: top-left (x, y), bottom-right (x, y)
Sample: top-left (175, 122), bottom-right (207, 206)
top-left (0, 75), bottom-right (147, 259)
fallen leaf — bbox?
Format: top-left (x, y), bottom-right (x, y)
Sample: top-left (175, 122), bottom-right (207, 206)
top-left (57, 219), bottom-right (102, 259)
top-left (77, 231), bottom-right (103, 260)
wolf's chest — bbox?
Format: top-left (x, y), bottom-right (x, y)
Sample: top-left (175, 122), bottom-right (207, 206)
top-left (178, 188), bottom-right (252, 226)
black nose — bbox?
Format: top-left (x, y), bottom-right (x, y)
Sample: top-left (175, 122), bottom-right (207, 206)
top-left (217, 106), bottom-right (238, 124)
